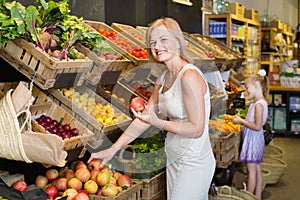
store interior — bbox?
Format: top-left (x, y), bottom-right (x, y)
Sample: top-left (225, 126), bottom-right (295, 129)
top-left (0, 0), bottom-right (300, 199)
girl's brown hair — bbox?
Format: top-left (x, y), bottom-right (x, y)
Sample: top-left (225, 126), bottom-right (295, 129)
top-left (145, 17), bottom-right (194, 64)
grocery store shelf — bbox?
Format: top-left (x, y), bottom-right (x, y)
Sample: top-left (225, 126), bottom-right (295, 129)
top-left (172, 0), bottom-right (193, 6)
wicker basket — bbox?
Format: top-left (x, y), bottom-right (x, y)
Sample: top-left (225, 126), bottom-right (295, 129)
top-left (264, 144), bottom-right (285, 159)
top-left (261, 157), bottom-right (287, 184)
top-left (219, 186), bottom-right (258, 200)
top-left (209, 194), bottom-right (242, 200)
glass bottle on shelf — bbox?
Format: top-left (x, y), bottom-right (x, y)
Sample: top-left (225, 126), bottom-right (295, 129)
top-left (213, 0), bottom-right (230, 14)
top-left (259, 9), bottom-right (271, 27)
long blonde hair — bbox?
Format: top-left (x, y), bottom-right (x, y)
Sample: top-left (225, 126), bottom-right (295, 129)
top-left (145, 17), bottom-right (194, 64)
top-left (245, 73), bottom-right (269, 99)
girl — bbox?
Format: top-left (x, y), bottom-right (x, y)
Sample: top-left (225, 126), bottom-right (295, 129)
top-left (88, 17), bottom-right (215, 200)
top-left (232, 69), bottom-right (269, 200)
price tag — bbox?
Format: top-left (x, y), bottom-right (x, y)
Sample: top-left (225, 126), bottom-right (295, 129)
top-left (233, 98), bottom-right (245, 109)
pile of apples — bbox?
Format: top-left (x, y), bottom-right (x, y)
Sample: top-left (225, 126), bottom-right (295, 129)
top-left (36, 115), bottom-right (79, 139)
top-left (131, 81), bottom-right (153, 100)
top-left (97, 28), bottom-right (148, 59)
top-left (61, 88), bottom-right (128, 125)
top-left (34, 160), bottom-right (133, 200)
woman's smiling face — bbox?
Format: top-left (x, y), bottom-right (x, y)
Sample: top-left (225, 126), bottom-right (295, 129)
top-left (149, 25), bottom-right (180, 63)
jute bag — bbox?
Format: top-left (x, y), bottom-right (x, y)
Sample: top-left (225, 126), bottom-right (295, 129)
top-left (0, 82), bottom-right (67, 166)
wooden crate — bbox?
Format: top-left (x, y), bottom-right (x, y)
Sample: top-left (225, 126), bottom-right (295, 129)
top-left (46, 85), bottom-right (132, 149)
top-left (214, 145), bottom-right (237, 168)
top-left (244, 9), bottom-right (259, 22)
top-left (0, 38), bottom-right (93, 90)
top-left (139, 171), bottom-right (167, 200)
top-left (111, 22), bottom-right (147, 48)
top-left (76, 43), bottom-right (133, 86)
top-left (230, 2), bottom-right (245, 18)
top-left (30, 102), bottom-right (94, 161)
top-left (270, 20), bottom-right (283, 30)
top-left (89, 180), bottom-right (143, 200)
top-left (84, 20), bottom-right (149, 65)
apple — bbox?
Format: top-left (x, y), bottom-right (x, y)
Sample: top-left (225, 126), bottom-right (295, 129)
top-left (96, 170), bottom-right (111, 187)
top-left (100, 167), bottom-right (113, 177)
top-left (96, 188), bottom-right (102, 195)
top-left (75, 167), bottom-right (91, 183)
top-left (73, 160), bottom-right (87, 170)
top-left (55, 177), bottom-right (68, 191)
top-left (101, 183), bottom-right (119, 197)
top-left (89, 169), bottom-right (100, 181)
top-left (109, 177), bottom-right (117, 185)
top-left (74, 192), bottom-right (89, 200)
top-left (117, 175), bottom-right (132, 188)
top-left (113, 171), bottom-right (122, 181)
top-left (45, 185), bottom-right (58, 198)
top-left (12, 180), bottom-right (27, 192)
top-left (45, 169), bottom-right (59, 181)
top-left (130, 97), bottom-right (145, 112)
top-left (84, 180), bottom-right (98, 194)
top-left (35, 175), bottom-right (48, 188)
top-left (62, 188), bottom-right (78, 200)
top-left (78, 190), bottom-right (89, 195)
top-left (65, 169), bottom-right (75, 179)
top-left (68, 177), bottom-right (83, 191)
top-left (88, 159), bottom-right (102, 171)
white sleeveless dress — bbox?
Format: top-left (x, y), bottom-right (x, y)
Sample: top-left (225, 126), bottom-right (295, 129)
top-left (158, 64), bottom-right (215, 200)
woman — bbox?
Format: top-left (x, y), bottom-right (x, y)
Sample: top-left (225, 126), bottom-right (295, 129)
top-left (88, 17), bottom-right (215, 200)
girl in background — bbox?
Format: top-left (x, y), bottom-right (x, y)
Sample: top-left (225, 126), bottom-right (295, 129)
top-left (232, 69), bottom-right (269, 200)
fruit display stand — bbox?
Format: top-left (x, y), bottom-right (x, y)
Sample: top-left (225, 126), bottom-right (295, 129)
top-left (45, 84), bottom-right (132, 150)
top-left (76, 43), bottom-right (134, 86)
top-left (84, 20), bottom-right (149, 66)
top-left (89, 180), bottom-right (143, 200)
top-left (30, 102), bottom-right (94, 162)
top-left (0, 38), bottom-right (93, 90)
top-left (111, 22), bottom-right (147, 48)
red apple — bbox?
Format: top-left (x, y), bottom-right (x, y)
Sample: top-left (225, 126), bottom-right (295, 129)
top-left (35, 175), bottom-right (48, 188)
top-left (45, 185), bottom-right (58, 198)
top-left (45, 169), bottom-right (59, 181)
top-left (88, 159), bottom-right (102, 171)
top-left (84, 180), bottom-right (98, 194)
top-left (74, 192), bottom-right (89, 200)
top-left (130, 97), bottom-right (145, 112)
top-left (55, 177), bottom-right (68, 191)
top-left (113, 171), bottom-right (122, 180)
top-left (65, 169), bottom-right (75, 179)
top-left (90, 169), bottom-right (100, 181)
top-left (73, 161), bottom-right (87, 170)
top-left (12, 180), bottom-right (27, 192)
top-left (75, 167), bottom-right (91, 183)
top-left (117, 175), bottom-right (132, 188)
top-left (68, 177), bottom-right (83, 191)
top-left (78, 190), bottom-right (89, 195)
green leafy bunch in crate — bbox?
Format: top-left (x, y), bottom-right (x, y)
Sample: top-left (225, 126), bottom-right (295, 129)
top-left (0, 0), bottom-right (103, 60)
top-left (131, 126), bottom-right (167, 179)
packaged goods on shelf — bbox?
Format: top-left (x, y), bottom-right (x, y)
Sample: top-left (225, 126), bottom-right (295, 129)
top-left (0, 38), bottom-right (93, 90)
top-left (84, 20), bottom-right (148, 65)
top-left (244, 9), bottom-right (259, 22)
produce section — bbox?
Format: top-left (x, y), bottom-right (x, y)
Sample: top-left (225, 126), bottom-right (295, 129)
top-left (1, 0), bottom-right (294, 199)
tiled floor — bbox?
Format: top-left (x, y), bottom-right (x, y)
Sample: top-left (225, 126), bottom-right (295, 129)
top-left (262, 136), bottom-right (300, 200)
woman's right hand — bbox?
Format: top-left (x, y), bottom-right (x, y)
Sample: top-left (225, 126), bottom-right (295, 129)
top-left (87, 145), bottom-right (120, 167)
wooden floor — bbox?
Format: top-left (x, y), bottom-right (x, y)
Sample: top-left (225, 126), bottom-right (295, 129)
top-left (262, 136), bottom-right (300, 200)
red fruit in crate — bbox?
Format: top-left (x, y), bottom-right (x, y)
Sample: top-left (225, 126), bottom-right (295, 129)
top-left (12, 180), bottom-right (27, 192)
top-left (130, 97), bottom-right (145, 112)
top-left (90, 169), bottom-right (100, 181)
top-left (63, 124), bottom-right (71, 132)
top-left (71, 128), bottom-right (79, 136)
top-left (78, 190), bottom-right (89, 195)
top-left (52, 120), bottom-right (58, 126)
top-left (74, 192), bottom-right (89, 200)
top-left (75, 168), bottom-right (91, 183)
top-left (117, 175), bottom-right (132, 188)
top-left (113, 171), bottom-right (122, 181)
top-left (45, 169), bottom-right (59, 181)
top-left (73, 160), bottom-right (87, 170)
top-left (65, 169), bottom-right (75, 179)
top-left (88, 159), bottom-right (102, 171)
top-left (55, 177), bottom-right (68, 191)
top-left (101, 183), bottom-right (119, 197)
top-left (62, 189), bottom-right (78, 200)
top-left (45, 117), bottom-right (52, 124)
top-left (67, 177), bottom-right (83, 191)
top-left (35, 175), bottom-right (48, 188)
top-left (45, 185), bottom-right (58, 198)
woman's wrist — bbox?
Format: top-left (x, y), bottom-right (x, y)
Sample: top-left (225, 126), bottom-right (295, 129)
top-left (153, 118), bottom-right (165, 130)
